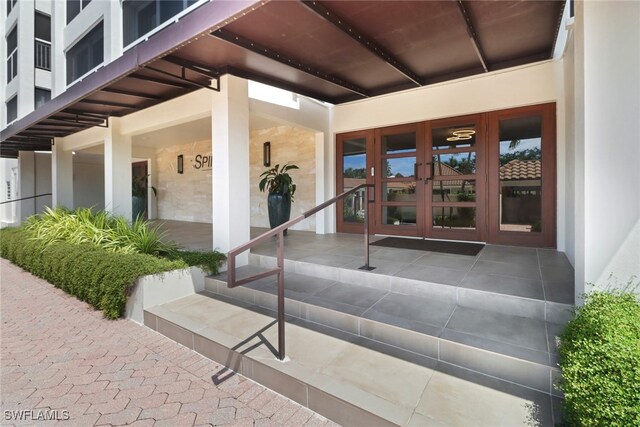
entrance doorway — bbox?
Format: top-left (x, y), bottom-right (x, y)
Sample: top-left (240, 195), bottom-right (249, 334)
top-left (336, 103), bottom-right (556, 247)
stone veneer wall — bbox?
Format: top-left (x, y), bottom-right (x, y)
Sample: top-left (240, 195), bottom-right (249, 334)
top-left (155, 140), bottom-right (212, 223)
top-left (250, 126), bottom-right (316, 231)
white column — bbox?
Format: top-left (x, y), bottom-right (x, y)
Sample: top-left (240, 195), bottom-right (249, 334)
top-left (51, 138), bottom-right (73, 209)
top-left (212, 75), bottom-right (251, 263)
top-left (18, 151), bottom-right (35, 222)
top-left (104, 118), bottom-right (132, 220)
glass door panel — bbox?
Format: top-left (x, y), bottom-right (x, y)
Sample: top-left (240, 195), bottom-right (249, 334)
top-left (488, 103), bottom-right (556, 247)
top-left (426, 117), bottom-right (485, 241)
top-left (498, 115), bottom-right (542, 233)
top-left (374, 124), bottom-right (424, 236)
top-left (336, 130), bottom-right (373, 233)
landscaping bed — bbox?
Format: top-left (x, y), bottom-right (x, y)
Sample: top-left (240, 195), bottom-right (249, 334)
top-left (558, 291), bottom-right (640, 426)
top-left (0, 208), bottom-right (225, 319)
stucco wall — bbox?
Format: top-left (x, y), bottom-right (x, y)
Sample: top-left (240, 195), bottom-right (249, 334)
top-left (155, 139), bottom-right (212, 223)
top-left (250, 126), bottom-right (316, 231)
top-left (577, 0), bottom-right (640, 295)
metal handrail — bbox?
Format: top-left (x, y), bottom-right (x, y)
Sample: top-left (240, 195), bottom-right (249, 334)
top-left (227, 183), bottom-right (374, 360)
top-left (0, 193), bottom-right (52, 205)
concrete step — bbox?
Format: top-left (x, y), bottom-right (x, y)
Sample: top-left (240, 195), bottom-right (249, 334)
top-left (249, 253), bottom-right (573, 325)
top-left (145, 291), bottom-right (562, 427)
top-left (205, 266), bottom-right (565, 397)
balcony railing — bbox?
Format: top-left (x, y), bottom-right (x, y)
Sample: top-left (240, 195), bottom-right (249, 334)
top-left (35, 39), bottom-right (51, 71)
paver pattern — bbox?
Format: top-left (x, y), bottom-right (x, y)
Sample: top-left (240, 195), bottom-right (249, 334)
top-left (0, 259), bottom-right (338, 427)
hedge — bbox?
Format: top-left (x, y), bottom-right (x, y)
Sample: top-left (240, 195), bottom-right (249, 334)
top-left (558, 291), bottom-right (640, 426)
top-left (0, 227), bottom-right (188, 319)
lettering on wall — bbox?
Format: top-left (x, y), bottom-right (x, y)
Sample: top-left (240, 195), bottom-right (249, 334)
top-left (192, 154), bottom-right (212, 171)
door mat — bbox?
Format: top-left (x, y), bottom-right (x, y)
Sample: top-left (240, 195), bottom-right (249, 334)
top-left (370, 237), bottom-right (485, 256)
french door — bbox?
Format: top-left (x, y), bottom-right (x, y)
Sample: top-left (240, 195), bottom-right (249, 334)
top-left (336, 104), bottom-right (556, 247)
top-left (371, 115), bottom-right (485, 241)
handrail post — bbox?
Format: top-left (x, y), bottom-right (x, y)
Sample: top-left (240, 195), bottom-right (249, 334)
top-left (359, 185), bottom-right (375, 271)
top-left (276, 230), bottom-right (285, 360)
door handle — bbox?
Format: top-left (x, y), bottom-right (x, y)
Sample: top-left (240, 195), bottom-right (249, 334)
top-left (425, 162), bottom-right (434, 181)
top-left (414, 162), bottom-right (421, 180)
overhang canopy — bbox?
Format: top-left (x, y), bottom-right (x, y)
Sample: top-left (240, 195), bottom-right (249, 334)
top-left (1, 0), bottom-right (564, 158)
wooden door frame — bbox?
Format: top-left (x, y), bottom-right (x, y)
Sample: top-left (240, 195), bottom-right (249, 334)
top-left (336, 129), bottom-right (374, 234)
top-left (487, 102), bottom-right (556, 247)
top-left (373, 122), bottom-right (424, 237)
top-left (425, 113), bottom-right (487, 242)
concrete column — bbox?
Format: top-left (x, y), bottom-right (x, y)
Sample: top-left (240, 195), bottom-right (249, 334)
top-left (212, 75), bottom-right (251, 263)
top-left (18, 151), bottom-right (36, 222)
top-left (51, 138), bottom-right (73, 209)
top-left (104, 118), bottom-right (132, 220)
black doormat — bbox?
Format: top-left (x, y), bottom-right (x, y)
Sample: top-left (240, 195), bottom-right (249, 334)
top-left (370, 237), bottom-right (485, 256)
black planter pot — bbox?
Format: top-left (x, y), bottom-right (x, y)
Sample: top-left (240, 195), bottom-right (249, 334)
top-left (267, 192), bottom-right (291, 235)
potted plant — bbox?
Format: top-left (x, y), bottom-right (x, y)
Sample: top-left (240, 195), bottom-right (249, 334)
top-left (259, 163), bottom-right (299, 234)
top-left (132, 174), bottom-right (156, 222)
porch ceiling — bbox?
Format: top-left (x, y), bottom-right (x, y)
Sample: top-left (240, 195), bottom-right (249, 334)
top-left (0, 0), bottom-right (564, 158)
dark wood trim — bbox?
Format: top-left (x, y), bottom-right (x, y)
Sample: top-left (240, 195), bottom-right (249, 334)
top-left (487, 102), bottom-right (556, 247)
top-left (373, 122), bottom-right (424, 237)
top-left (335, 105), bottom-right (556, 247)
top-left (299, 0), bottom-right (422, 87)
top-left (426, 113), bottom-right (487, 242)
top-left (336, 129), bottom-right (374, 234)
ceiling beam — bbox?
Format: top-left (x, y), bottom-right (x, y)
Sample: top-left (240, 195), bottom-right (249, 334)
top-left (100, 87), bottom-right (167, 101)
top-left (300, 0), bottom-right (422, 87)
top-left (161, 55), bottom-right (221, 80)
top-left (144, 65), bottom-right (220, 92)
top-left (456, 0), bottom-right (489, 73)
top-left (42, 117), bottom-right (104, 126)
top-left (77, 99), bottom-right (138, 109)
top-left (211, 28), bottom-right (370, 98)
top-left (127, 73), bottom-right (191, 90)
top-left (60, 110), bottom-right (109, 120)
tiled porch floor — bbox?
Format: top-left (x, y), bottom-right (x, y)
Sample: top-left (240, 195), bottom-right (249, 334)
top-left (153, 220), bottom-right (574, 305)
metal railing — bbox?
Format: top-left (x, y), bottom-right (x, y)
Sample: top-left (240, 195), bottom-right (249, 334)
top-left (0, 193), bottom-right (52, 205)
top-left (227, 183), bottom-right (374, 360)
top-left (35, 39), bottom-right (51, 71)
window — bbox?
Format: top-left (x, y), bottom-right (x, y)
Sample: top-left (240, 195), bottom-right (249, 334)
top-left (34, 88), bottom-right (51, 109)
top-left (6, 0), bottom-right (17, 16)
top-left (6, 96), bottom-right (17, 124)
top-left (66, 21), bottom-right (103, 84)
top-left (123, 0), bottom-right (198, 46)
top-left (67, 0), bottom-right (92, 24)
top-left (35, 12), bottom-right (51, 71)
top-left (6, 26), bottom-right (18, 83)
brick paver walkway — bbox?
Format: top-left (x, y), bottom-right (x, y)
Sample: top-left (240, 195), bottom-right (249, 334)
top-left (0, 259), bottom-right (338, 427)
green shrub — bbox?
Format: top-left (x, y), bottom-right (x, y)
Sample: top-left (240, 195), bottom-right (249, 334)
top-left (0, 227), bottom-right (186, 319)
top-left (558, 291), bottom-right (640, 426)
top-left (169, 250), bottom-right (226, 276)
top-left (24, 207), bottom-right (178, 256)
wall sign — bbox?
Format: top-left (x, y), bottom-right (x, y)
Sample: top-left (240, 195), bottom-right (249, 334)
top-left (192, 154), bottom-right (212, 171)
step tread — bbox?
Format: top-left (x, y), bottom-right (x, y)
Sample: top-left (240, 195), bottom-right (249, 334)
top-left (146, 292), bottom-right (558, 426)
top-left (210, 266), bottom-right (563, 368)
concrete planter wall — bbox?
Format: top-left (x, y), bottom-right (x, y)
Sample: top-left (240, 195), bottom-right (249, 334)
top-left (125, 266), bottom-right (206, 324)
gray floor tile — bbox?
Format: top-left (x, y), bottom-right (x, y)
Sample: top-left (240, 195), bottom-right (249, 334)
top-left (546, 322), bottom-right (565, 356)
top-left (543, 280), bottom-right (574, 304)
top-left (479, 245), bottom-right (539, 266)
top-left (393, 264), bottom-right (467, 286)
top-left (541, 265), bottom-right (574, 284)
top-left (370, 247), bottom-right (426, 263)
top-left (364, 292), bottom-right (455, 328)
top-left (297, 253), bottom-right (358, 267)
top-left (470, 259), bottom-right (542, 280)
top-left (445, 306), bottom-right (549, 352)
top-left (411, 252), bottom-right (477, 271)
top-left (342, 259), bottom-right (410, 276)
top-left (538, 248), bottom-right (573, 267)
top-left (460, 272), bottom-right (544, 300)
top-left (312, 282), bottom-right (388, 310)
